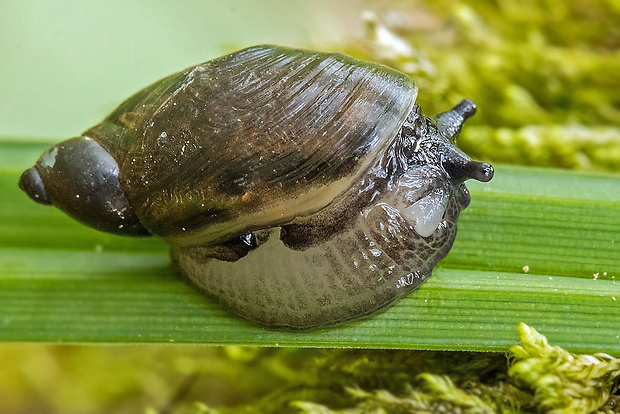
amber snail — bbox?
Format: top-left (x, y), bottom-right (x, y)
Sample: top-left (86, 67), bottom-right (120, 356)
top-left (19, 45), bottom-right (493, 330)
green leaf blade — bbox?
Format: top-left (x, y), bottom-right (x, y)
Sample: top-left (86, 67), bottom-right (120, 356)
top-left (1, 140), bottom-right (620, 353)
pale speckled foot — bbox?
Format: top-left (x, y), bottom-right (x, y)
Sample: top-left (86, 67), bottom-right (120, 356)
top-left (173, 193), bottom-right (458, 330)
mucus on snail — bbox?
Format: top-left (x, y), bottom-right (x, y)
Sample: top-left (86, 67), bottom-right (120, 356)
top-left (19, 45), bottom-right (493, 330)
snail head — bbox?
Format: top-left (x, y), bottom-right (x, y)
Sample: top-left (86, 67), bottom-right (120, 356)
top-left (403, 99), bottom-right (493, 184)
top-left (396, 100), bottom-right (494, 236)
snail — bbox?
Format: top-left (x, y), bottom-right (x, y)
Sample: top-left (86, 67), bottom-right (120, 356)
top-left (19, 45), bottom-right (493, 330)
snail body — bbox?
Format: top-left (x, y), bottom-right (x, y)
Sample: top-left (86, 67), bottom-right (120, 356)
top-left (19, 45), bottom-right (493, 330)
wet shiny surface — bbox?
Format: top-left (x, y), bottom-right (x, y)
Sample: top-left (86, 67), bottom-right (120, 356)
top-left (18, 46), bottom-right (493, 329)
top-left (175, 113), bottom-right (480, 329)
top-left (86, 45), bottom-right (418, 245)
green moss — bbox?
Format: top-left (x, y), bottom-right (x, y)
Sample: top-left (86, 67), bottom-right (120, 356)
top-left (509, 323), bottom-right (620, 413)
top-left (7, 327), bottom-right (617, 413)
top-left (350, 0), bottom-right (620, 172)
top-left (196, 324), bottom-right (620, 414)
top-left (460, 125), bottom-right (620, 171)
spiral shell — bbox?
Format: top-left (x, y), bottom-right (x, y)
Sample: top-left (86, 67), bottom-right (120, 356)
top-left (86, 45), bottom-right (417, 246)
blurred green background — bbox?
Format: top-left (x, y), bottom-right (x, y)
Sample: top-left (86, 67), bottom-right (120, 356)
top-left (2, 0), bottom-right (620, 412)
top-left (0, 0), bottom-right (354, 140)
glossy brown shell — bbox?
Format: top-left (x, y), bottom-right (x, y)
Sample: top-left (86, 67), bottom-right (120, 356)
top-left (85, 45), bottom-right (418, 246)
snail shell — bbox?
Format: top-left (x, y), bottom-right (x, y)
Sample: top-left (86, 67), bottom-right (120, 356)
top-left (19, 45), bottom-right (493, 330)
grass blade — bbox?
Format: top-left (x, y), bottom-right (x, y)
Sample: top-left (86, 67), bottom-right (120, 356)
top-left (1, 140), bottom-right (619, 353)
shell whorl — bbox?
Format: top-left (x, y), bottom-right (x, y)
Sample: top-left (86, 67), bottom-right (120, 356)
top-left (85, 45), bottom-right (418, 247)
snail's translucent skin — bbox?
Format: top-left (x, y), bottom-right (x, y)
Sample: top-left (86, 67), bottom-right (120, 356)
top-left (19, 45), bottom-right (493, 330)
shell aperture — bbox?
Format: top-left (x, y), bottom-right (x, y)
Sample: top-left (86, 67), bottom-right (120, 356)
top-left (18, 45), bottom-right (493, 330)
